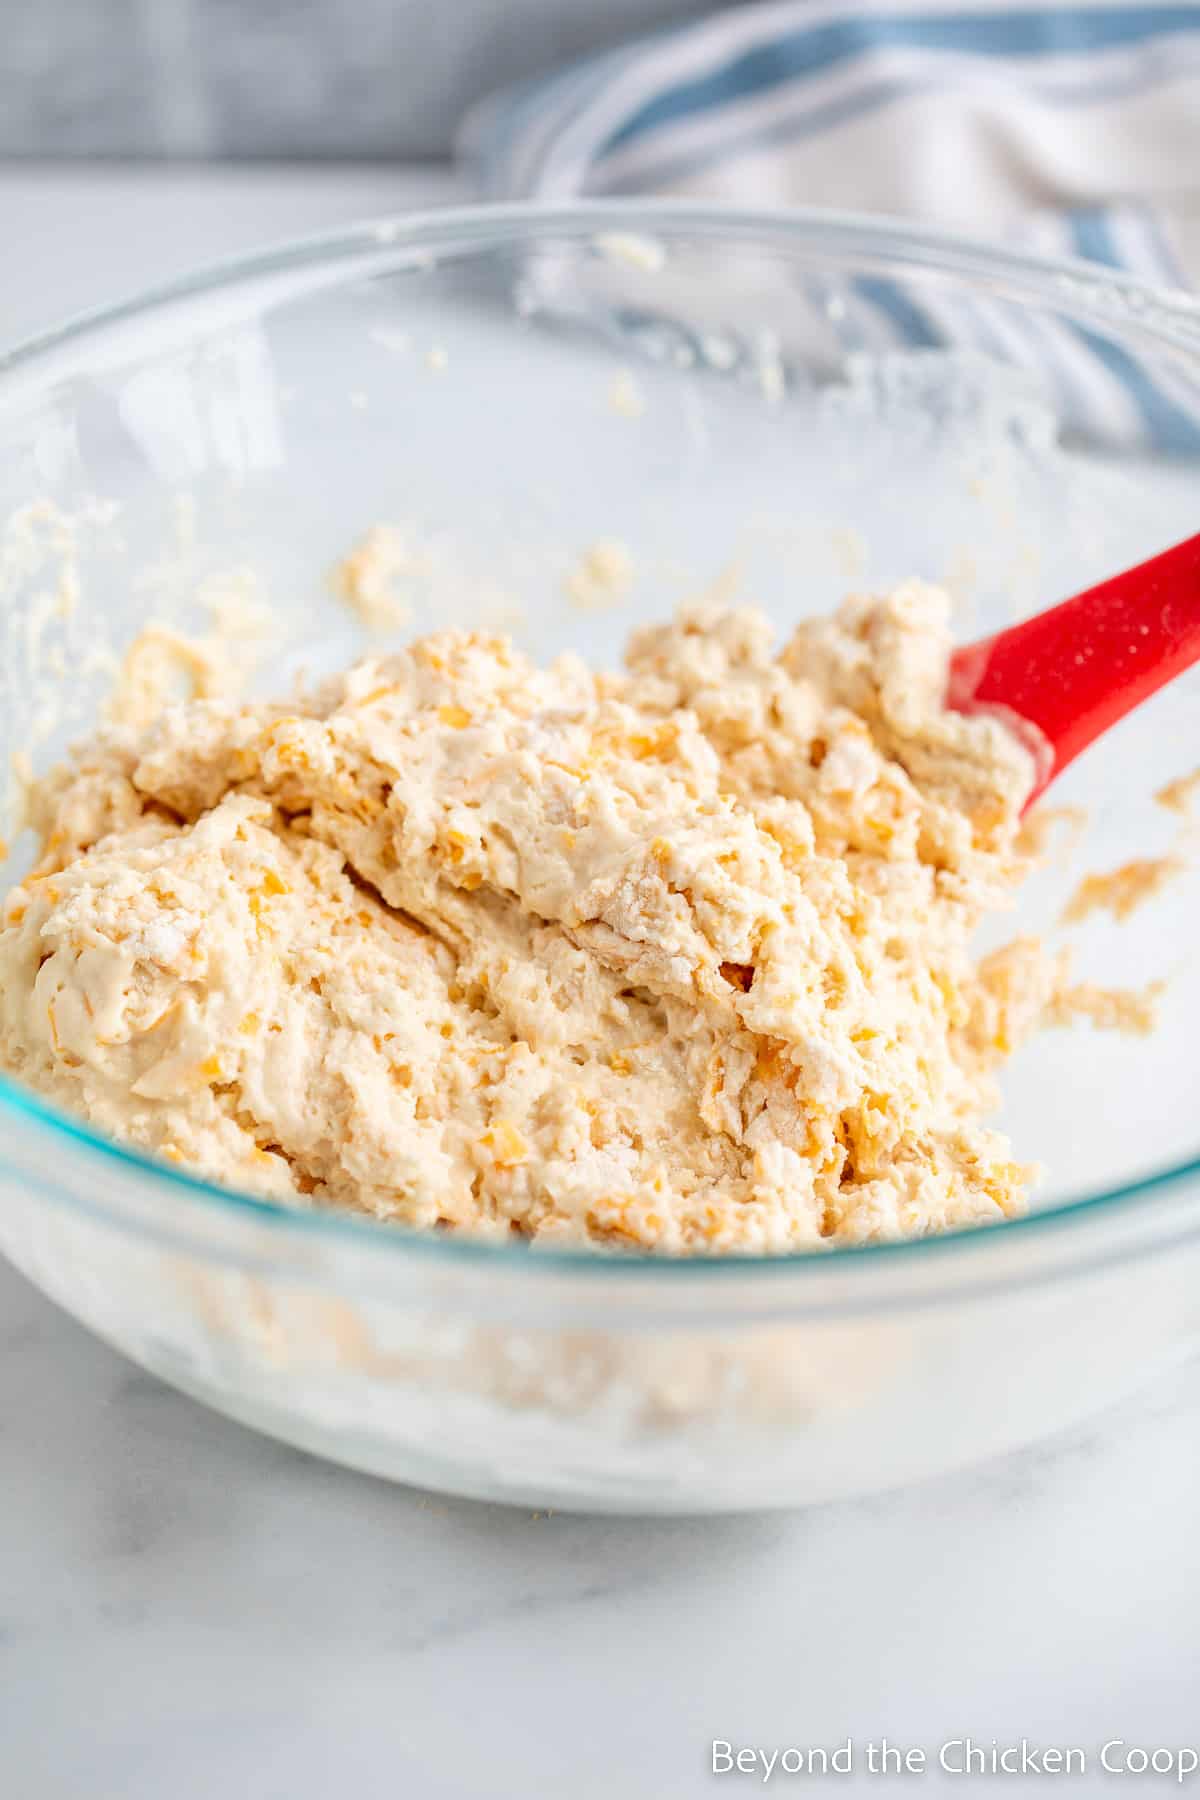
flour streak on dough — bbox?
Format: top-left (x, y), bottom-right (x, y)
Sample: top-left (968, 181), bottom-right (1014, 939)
top-left (1, 583), bottom-right (1082, 1254)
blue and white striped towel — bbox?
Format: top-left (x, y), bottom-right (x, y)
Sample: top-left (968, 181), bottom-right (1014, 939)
top-left (463, 1), bottom-right (1200, 451)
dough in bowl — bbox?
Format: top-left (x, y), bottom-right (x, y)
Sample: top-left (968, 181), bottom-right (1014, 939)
top-left (1, 582), bottom-right (1076, 1253)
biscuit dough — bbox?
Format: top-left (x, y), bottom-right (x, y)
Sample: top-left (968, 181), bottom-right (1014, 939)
top-left (1, 583), bottom-right (1063, 1252)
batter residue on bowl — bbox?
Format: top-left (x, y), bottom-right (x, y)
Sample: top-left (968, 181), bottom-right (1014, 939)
top-left (0, 582), bottom-right (1124, 1252)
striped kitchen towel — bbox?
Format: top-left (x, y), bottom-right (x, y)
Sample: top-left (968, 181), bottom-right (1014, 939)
top-left (463, 1), bottom-right (1200, 451)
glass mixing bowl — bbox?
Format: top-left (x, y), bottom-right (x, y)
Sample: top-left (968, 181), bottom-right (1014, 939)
top-left (2, 204), bottom-right (1200, 1512)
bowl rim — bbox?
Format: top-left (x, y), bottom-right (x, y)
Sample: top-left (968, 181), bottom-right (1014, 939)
top-left (3, 195), bottom-right (1200, 379)
top-left (3, 194), bottom-right (1199, 1284)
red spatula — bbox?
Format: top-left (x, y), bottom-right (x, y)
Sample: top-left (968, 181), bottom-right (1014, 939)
top-left (947, 533), bottom-right (1200, 807)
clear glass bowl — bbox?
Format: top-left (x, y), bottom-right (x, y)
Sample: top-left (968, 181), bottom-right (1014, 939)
top-left (2, 203), bottom-right (1200, 1512)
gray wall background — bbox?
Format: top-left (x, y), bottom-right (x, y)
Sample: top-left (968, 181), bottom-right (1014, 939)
top-left (5, 2), bottom-right (719, 160)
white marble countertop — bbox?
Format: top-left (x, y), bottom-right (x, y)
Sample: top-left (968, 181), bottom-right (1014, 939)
top-left (3, 165), bottom-right (1200, 1799)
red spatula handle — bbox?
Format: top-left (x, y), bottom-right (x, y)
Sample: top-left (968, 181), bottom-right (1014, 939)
top-left (948, 532), bottom-right (1200, 802)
